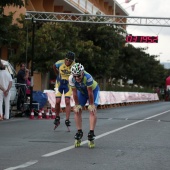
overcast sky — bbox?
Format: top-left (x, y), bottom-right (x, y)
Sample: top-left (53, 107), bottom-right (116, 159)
top-left (116, 0), bottom-right (170, 62)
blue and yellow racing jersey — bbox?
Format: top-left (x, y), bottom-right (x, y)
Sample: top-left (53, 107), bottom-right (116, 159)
top-left (69, 71), bottom-right (98, 95)
top-left (54, 60), bottom-right (75, 81)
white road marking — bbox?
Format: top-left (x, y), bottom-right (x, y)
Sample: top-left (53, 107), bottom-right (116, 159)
top-left (42, 110), bottom-right (170, 157)
top-left (4, 160), bottom-right (38, 170)
top-left (5, 110), bottom-right (170, 169)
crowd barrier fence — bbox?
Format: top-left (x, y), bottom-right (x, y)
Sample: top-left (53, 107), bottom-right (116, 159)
top-left (43, 90), bottom-right (159, 110)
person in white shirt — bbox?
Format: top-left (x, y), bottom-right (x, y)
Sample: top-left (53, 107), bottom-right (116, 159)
top-left (0, 60), bottom-right (12, 120)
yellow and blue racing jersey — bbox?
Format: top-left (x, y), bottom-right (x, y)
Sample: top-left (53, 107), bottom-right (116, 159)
top-left (69, 71), bottom-right (98, 95)
top-left (55, 59), bottom-right (75, 82)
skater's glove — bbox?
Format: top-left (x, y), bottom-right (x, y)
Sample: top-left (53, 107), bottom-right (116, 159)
top-left (73, 105), bottom-right (82, 113)
top-left (88, 104), bottom-right (96, 112)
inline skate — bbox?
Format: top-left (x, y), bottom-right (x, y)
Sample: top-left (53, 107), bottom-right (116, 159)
top-left (65, 119), bottom-right (71, 132)
top-left (53, 116), bottom-right (60, 130)
top-left (74, 131), bottom-right (83, 147)
top-left (88, 131), bottom-right (95, 148)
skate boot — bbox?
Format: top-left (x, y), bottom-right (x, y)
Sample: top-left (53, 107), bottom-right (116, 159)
top-left (74, 131), bottom-right (83, 147)
top-left (88, 131), bottom-right (95, 148)
top-left (53, 116), bottom-right (60, 130)
top-left (65, 120), bottom-right (71, 132)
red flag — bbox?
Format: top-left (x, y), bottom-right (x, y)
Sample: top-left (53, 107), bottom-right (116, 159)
top-left (131, 4), bottom-right (136, 11)
top-left (125, 0), bottom-right (131, 3)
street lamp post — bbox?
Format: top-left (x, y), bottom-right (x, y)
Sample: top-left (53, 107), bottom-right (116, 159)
top-left (30, 18), bottom-right (36, 111)
top-left (26, 24), bottom-right (28, 67)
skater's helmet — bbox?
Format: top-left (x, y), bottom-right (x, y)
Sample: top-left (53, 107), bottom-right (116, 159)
top-left (71, 63), bottom-right (84, 75)
top-left (66, 51), bottom-right (75, 61)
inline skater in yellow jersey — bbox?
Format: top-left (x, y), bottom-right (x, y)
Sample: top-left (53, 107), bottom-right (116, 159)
top-left (53, 51), bottom-right (75, 131)
top-left (69, 63), bottom-right (100, 148)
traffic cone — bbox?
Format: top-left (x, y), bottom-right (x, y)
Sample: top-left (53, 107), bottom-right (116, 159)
top-left (48, 109), bottom-right (52, 119)
top-left (30, 109), bottom-right (34, 119)
top-left (46, 109), bottom-right (50, 119)
top-left (41, 108), bottom-right (45, 118)
top-left (38, 109), bottom-right (42, 119)
top-left (51, 108), bottom-right (56, 119)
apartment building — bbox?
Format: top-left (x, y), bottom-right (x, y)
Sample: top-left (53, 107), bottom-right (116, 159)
top-left (2, 0), bottom-right (128, 90)
top-left (25, 0), bottom-right (127, 15)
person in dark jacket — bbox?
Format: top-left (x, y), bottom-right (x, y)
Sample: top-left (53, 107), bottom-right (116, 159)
top-left (16, 63), bottom-right (28, 111)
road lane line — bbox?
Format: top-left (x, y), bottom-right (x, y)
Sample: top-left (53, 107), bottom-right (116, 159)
top-left (42, 110), bottom-right (170, 157)
top-left (4, 160), bottom-right (38, 170)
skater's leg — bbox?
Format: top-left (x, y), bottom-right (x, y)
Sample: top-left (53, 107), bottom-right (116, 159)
top-left (88, 106), bottom-right (97, 148)
top-left (74, 91), bottom-right (86, 130)
top-left (74, 109), bottom-right (83, 143)
top-left (74, 109), bottom-right (82, 130)
top-left (55, 84), bottom-right (64, 117)
top-left (55, 97), bottom-right (61, 117)
top-left (89, 109), bottom-right (97, 131)
top-left (73, 103), bottom-right (83, 145)
top-left (64, 86), bottom-right (72, 129)
top-left (54, 97), bottom-right (61, 126)
top-left (65, 97), bottom-right (71, 121)
top-left (88, 87), bottom-right (99, 131)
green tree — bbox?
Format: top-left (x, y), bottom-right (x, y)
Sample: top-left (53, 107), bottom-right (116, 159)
top-left (9, 15), bottom-right (168, 90)
top-left (12, 21), bottom-right (82, 71)
top-left (114, 44), bottom-right (167, 89)
top-left (74, 23), bottom-right (126, 89)
top-left (0, 0), bottom-right (26, 61)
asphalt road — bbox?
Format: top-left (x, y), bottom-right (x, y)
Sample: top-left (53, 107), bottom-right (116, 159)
top-left (0, 101), bottom-right (170, 170)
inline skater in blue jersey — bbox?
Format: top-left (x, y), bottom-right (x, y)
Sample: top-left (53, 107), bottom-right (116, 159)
top-left (69, 63), bottom-right (100, 148)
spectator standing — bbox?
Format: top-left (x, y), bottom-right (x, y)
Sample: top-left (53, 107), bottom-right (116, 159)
top-left (0, 60), bottom-right (12, 120)
top-left (16, 63), bottom-right (28, 110)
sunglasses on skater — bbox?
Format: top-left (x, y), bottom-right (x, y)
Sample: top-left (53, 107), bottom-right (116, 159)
top-left (73, 75), bottom-right (81, 79)
top-left (65, 58), bottom-right (73, 63)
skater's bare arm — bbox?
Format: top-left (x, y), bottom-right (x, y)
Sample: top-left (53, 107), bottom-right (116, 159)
top-left (87, 86), bottom-right (94, 105)
top-left (53, 64), bottom-right (59, 76)
top-left (72, 88), bottom-right (79, 105)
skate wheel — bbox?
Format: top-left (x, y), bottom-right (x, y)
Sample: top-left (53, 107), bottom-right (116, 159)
top-left (74, 140), bottom-right (81, 148)
top-left (53, 122), bottom-right (60, 130)
top-left (88, 141), bottom-right (95, 148)
top-left (54, 125), bottom-right (57, 130)
top-left (75, 143), bottom-right (80, 147)
top-left (67, 126), bottom-right (70, 132)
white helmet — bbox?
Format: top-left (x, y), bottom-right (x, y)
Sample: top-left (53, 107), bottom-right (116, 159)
top-left (71, 63), bottom-right (84, 75)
